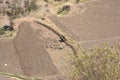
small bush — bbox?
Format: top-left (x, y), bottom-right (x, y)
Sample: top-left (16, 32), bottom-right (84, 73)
top-left (0, 27), bottom-right (5, 32)
top-left (27, 0), bottom-right (38, 12)
top-left (57, 5), bottom-right (70, 15)
top-left (57, 7), bottom-right (64, 14)
top-left (72, 44), bottom-right (120, 80)
top-left (44, 0), bottom-right (49, 2)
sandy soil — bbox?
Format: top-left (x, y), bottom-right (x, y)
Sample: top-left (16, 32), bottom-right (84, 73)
top-left (31, 21), bottom-right (75, 78)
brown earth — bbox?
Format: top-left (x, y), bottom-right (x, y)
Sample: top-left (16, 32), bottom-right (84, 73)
top-left (0, 39), bottom-right (23, 75)
top-left (14, 22), bottom-right (59, 76)
top-left (0, 17), bottom-right (73, 80)
top-left (1, 0), bottom-right (120, 79)
top-left (30, 21), bottom-right (74, 79)
top-left (49, 0), bottom-right (120, 48)
top-left (44, 75), bottom-right (67, 80)
top-left (0, 75), bottom-right (15, 80)
top-left (0, 21), bottom-right (60, 79)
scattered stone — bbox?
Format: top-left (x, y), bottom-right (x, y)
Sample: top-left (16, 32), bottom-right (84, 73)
top-left (4, 64), bottom-right (8, 66)
top-left (46, 43), bottom-right (64, 50)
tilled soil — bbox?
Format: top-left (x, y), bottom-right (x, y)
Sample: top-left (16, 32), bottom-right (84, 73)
top-left (49, 0), bottom-right (120, 48)
top-left (0, 22), bottom-right (59, 78)
top-left (0, 39), bottom-right (23, 75)
top-left (14, 22), bottom-right (59, 76)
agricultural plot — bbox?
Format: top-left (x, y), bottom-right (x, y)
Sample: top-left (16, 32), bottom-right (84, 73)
top-left (49, 0), bottom-right (120, 48)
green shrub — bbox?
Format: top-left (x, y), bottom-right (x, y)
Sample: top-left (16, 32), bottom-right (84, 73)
top-left (72, 44), bottom-right (120, 80)
top-left (27, 0), bottom-right (38, 12)
top-left (0, 27), bottom-right (5, 32)
top-left (57, 7), bottom-right (63, 14)
top-left (76, 0), bottom-right (80, 3)
top-left (44, 0), bottom-right (49, 2)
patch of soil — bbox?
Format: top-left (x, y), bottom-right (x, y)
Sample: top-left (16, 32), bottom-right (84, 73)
top-left (0, 39), bottom-right (23, 75)
top-left (0, 75), bottom-right (15, 80)
top-left (14, 22), bottom-right (59, 76)
top-left (49, 0), bottom-right (120, 49)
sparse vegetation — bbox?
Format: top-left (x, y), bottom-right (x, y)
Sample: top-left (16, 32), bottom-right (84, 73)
top-left (44, 0), bottom-right (49, 3)
top-left (71, 44), bottom-right (120, 80)
top-left (0, 26), bottom-right (15, 38)
top-left (0, 72), bottom-right (43, 80)
top-left (80, 0), bottom-right (89, 2)
top-left (0, 72), bottom-right (27, 80)
top-left (0, 27), bottom-right (5, 32)
top-left (27, 0), bottom-right (38, 12)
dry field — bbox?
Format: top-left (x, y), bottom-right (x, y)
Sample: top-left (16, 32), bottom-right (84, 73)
top-left (0, 0), bottom-right (120, 80)
top-left (14, 22), bottom-right (59, 76)
top-left (0, 22), bottom-right (65, 80)
top-left (0, 20), bottom-right (72, 80)
top-left (0, 39), bottom-right (23, 75)
top-left (49, 0), bottom-right (120, 48)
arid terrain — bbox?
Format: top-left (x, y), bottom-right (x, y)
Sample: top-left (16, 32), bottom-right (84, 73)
top-left (0, 0), bottom-right (120, 80)
top-left (49, 0), bottom-right (120, 49)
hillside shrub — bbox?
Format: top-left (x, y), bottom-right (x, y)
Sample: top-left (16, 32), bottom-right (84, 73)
top-left (57, 5), bottom-right (70, 15)
top-left (27, 0), bottom-right (38, 12)
top-left (72, 44), bottom-right (120, 80)
top-left (0, 27), bottom-right (5, 32)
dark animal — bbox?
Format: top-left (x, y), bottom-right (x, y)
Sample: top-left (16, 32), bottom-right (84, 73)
top-left (3, 25), bottom-right (14, 31)
top-left (59, 35), bottom-right (66, 42)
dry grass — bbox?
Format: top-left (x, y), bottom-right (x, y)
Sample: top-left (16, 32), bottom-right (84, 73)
top-left (71, 44), bottom-right (120, 80)
top-left (0, 72), bottom-right (43, 80)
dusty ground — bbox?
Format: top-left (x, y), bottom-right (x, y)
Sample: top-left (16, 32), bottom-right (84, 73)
top-left (30, 21), bottom-right (74, 78)
top-left (0, 21), bottom-right (59, 79)
top-left (49, 0), bottom-right (120, 49)
top-left (0, 19), bottom-right (73, 80)
top-left (14, 22), bottom-right (59, 77)
top-left (1, 0), bottom-right (120, 80)
top-left (0, 75), bottom-right (15, 80)
top-left (0, 39), bottom-right (23, 75)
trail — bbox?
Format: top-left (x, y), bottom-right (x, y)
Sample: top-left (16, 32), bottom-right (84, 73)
top-left (34, 20), bottom-right (77, 55)
top-left (0, 72), bottom-right (27, 80)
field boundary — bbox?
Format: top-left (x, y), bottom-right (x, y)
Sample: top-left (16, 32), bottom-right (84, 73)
top-left (33, 20), bottom-right (77, 55)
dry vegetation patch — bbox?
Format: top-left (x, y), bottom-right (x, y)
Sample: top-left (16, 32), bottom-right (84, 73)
top-left (71, 44), bottom-right (120, 80)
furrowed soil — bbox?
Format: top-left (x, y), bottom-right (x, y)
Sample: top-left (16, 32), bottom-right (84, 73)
top-left (49, 0), bottom-right (120, 49)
